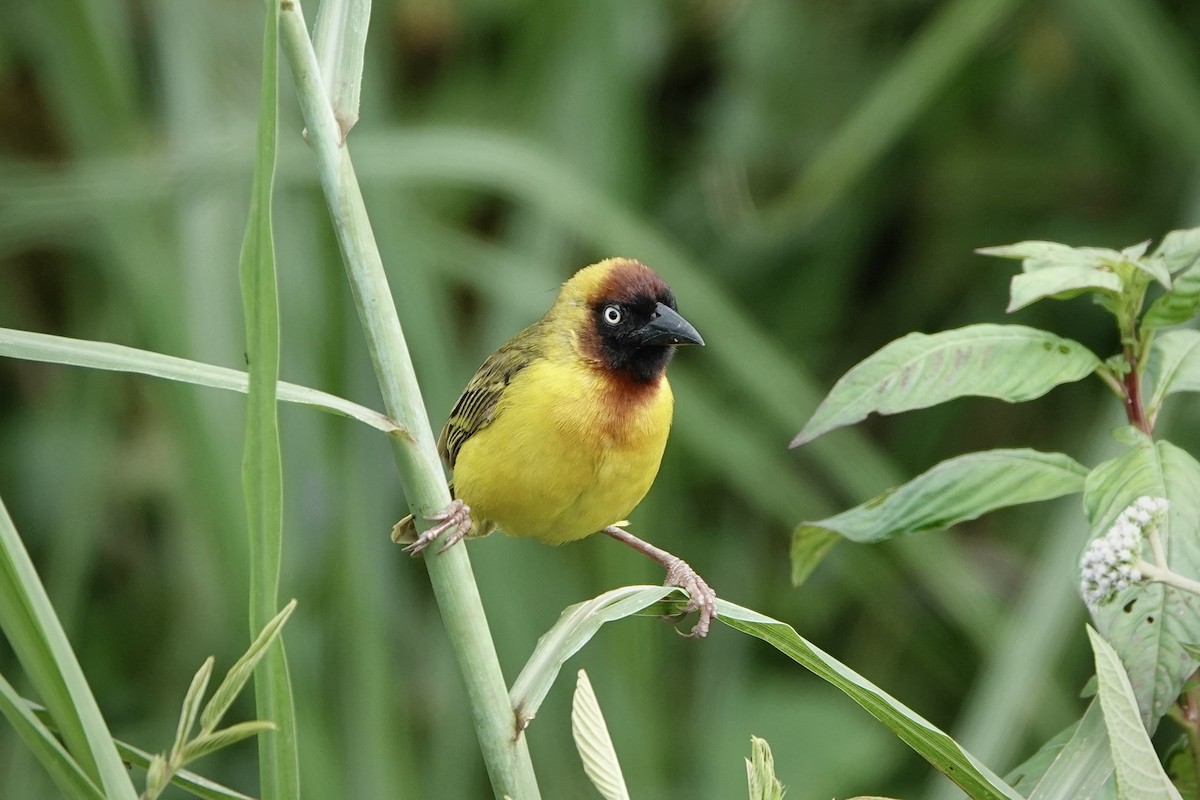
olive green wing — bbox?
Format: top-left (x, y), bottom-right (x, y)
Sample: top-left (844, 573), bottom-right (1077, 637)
top-left (438, 323), bottom-right (546, 470)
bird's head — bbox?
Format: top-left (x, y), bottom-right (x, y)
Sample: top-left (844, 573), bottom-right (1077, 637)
top-left (557, 258), bottom-right (704, 384)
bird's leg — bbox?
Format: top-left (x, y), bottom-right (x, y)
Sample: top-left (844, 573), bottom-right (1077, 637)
top-left (403, 499), bottom-right (473, 557)
top-left (603, 525), bottom-right (717, 638)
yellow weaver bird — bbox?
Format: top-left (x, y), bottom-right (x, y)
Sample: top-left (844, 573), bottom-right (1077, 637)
top-left (393, 258), bottom-right (717, 636)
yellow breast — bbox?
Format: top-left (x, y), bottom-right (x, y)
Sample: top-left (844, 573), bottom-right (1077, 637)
top-left (450, 356), bottom-right (674, 544)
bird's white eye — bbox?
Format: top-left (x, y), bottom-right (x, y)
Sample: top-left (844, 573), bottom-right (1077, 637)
top-left (603, 305), bottom-right (622, 325)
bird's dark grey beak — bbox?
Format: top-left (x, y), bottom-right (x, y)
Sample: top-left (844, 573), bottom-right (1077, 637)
top-left (635, 302), bottom-right (705, 347)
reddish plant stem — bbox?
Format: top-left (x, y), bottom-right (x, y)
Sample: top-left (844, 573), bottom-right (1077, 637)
top-left (1123, 346), bottom-right (1152, 435)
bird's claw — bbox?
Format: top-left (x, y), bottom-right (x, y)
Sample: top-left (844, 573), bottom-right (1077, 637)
top-left (662, 558), bottom-right (717, 638)
top-left (402, 499), bottom-right (473, 557)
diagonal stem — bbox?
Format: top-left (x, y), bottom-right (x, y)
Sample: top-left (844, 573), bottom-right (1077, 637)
top-left (278, 3), bottom-right (540, 797)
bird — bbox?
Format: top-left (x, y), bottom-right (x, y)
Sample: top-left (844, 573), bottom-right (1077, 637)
top-left (392, 257), bottom-right (717, 637)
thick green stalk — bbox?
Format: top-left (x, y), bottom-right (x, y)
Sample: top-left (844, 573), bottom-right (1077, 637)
top-left (277, 3), bottom-right (540, 797)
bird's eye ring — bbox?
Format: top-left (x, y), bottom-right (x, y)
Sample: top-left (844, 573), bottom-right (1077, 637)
top-left (602, 305), bottom-right (622, 325)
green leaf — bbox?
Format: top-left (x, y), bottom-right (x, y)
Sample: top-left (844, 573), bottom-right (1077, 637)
top-left (200, 600), bottom-right (297, 734)
top-left (183, 721), bottom-right (278, 765)
top-left (791, 325), bottom-right (1100, 446)
top-left (1152, 227), bottom-right (1200, 274)
top-left (1084, 437), bottom-right (1200, 729)
top-left (1142, 329), bottom-right (1200, 418)
top-left (510, 585), bottom-right (681, 729)
top-left (0, 495), bottom-right (138, 798)
top-left (977, 241), bottom-right (1122, 271)
top-left (239, 3), bottom-right (299, 796)
top-left (718, 601), bottom-right (1023, 800)
top-left (1087, 626), bottom-right (1183, 800)
top-left (1142, 261), bottom-right (1200, 329)
top-left (1023, 700), bottom-right (1115, 800)
top-left (1006, 266), bottom-right (1123, 312)
top-left (794, 449), bottom-right (1088, 544)
top-left (790, 526), bottom-right (841, 586)
top-left (571, 670), bottom-right (629, 800)
top-left (172, 657), bottom-right (214, 760)
top-left (0, 327), bottom-right (403, 435)
top-left (746, 736), bottom-right (786, 800)
top-left (0, 673), bottom-right (103, 800)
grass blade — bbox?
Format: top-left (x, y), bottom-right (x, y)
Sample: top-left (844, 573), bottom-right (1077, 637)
top-left (0, 327), bottom-right (402, 434)
top-left (239, 1), bottom-right (298, 796)
top-left (0, 672), bottom-right (103, 800)
top-left (571, 670), bottom-right (630, 800)
top-left (0, 495), bottom-right (137, 798)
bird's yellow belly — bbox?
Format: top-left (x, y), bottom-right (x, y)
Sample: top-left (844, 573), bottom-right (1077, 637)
top-left (450, 359), bottom-right (673, 544)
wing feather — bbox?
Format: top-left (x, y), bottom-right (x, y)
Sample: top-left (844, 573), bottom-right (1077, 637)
top-left (438, 322), bottom-right (546, 469)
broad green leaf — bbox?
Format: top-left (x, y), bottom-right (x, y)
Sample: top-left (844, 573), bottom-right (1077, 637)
top-left (0, 327), bottom-right (403, 434)
top-left (1006, 715), bottom-right (1080, 795)
top-left (792, 325), bottom-right (1100, 446)
top-left (1087, 626), bottom-right (1183, 800)
top-left (1006, 266), bottom-right (1123, 312)
top-left (571, 670), bottom-right (629, 800)
top-left (172, 657), bottom-right (214, 759)
top-left (794, 449), bottom-right (1087, 544)
top-left (789, 526), bottom-right (840, 586)
top-left (1084, 436), bottom-right (1200, 729)
top-left (239, 4), bottom-right (299, 796)
top-left (510, 585), bottom-right (681, 729)
top-left (1023, 701), bottom-right (1115, 800)
top-left (746, 736), bottom-right (786, 800)
top-left (1127, 253), bottom-right (1172, 289)
top-left (1122, 240), bottom-right (1152, 262)
top-left (0, 496), bottom-right (138, 798)
top-left (1142, 261), bottom-right (1200, 329)
top-left (0, 673), bottom-right (103, 800)
top-left (200, 599), bottom-right (297, 734)
top-left (718, 602), bottom-right (1023, 800)
top-left (977, 241), bottom-right (1121, 272)
top-left (1142, 329), bottom-right (1200, 418)
top-left (1152, 227), bottom-right (1200, 274)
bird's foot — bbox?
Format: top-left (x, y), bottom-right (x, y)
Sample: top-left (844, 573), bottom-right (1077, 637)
top-left (662, 557), bottom-right (718, 638)
top-left (401, 499), bottom-right (473, 557)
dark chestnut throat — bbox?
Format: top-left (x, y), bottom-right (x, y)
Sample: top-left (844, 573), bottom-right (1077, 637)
top-left (600, 342), bottom-right (675, 385)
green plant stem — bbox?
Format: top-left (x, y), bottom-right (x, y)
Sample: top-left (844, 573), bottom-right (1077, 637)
top-left (1138, 561), bottom-right (1200, 598)
top-left (277, 3), bottom-right (540, 797)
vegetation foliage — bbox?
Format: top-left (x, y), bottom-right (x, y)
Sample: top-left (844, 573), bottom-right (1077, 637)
top-left (3, 0), bottom-right (1200, 798)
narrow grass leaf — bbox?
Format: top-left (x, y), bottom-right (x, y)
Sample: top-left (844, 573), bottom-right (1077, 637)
top-left (791, 325), bottom-right (1100, 446)
top-left (0, 327), bottom-right (402, 434)
top-left (510, 585), bottom-right (680, 729)
top-left (745, 736), bottom-right (786, 800)
top-left (239, 1), bottom-right (299, 796)
top-left (201, 599), bottom-right (297, 733)
top-left (795, 449), bottom-right (1088, 544)
top-left (0, 496), bottom-right (137, 798)
top-left (184, 721), bottom-right (279, 764)
top-left (1084, 436), bottom-right (1200, 729)
top-left (172, 657), bottom-right (215, 758)
top-left (571, 670), bottom-right (629, 800)
top-left (1087, 626), bottom-right (1183, 800)
top-left (1143, 329), bottom-right (1200, 417)
top-left (1024, 701), bottom-right (1114, 800)
top-left (1006, 266), bottom-right (1123, 312)
top-left (311, 0), bottom-right (369, 135)
top-left (717, 601), bottom-right (1023, 800)
top-left (0, 673), bottom-right (103, 800)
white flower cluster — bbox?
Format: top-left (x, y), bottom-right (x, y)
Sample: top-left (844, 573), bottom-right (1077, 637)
top-left (1079, 496), bottom-right (1169, 611)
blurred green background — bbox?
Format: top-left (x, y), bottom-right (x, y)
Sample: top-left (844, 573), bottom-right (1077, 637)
top-left (3, 0), bottom-right (1200, 797)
